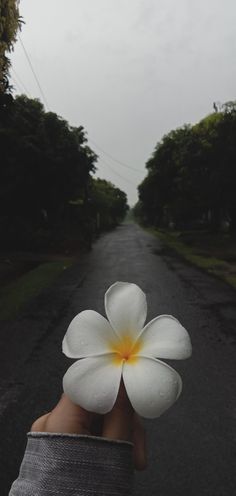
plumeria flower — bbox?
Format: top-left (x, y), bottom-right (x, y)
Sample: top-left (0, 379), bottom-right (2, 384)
top-left (62, 282), bottom-right (192, 418)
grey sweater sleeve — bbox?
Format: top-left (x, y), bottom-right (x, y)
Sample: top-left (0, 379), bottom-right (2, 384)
top-left (9, 432), bottom-right (134, 496)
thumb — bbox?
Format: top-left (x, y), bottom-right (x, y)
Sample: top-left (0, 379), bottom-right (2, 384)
top-left (102, 381), bottom-right (134, 441)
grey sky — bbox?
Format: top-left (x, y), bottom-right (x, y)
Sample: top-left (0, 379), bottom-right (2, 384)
top-left (10, 0), bottom-right (236, 205)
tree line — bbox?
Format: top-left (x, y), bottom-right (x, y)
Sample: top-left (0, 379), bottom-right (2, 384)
top-left (0, 2), bottom-right (128, 251)
top-left (135, 102), bottom-right (236, 232)
top-left (0, 95), bottom-right (129, 251)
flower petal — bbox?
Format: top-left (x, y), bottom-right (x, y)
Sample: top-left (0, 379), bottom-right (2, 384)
top-left (62, 310), bottom-right (117, 358)
top-left (63, 355), bottom-right (122, 414)
top-left (123, 357), bottom-right (182, 418)
top-left (139, 315), bottom-right (192, 359)
top-left (105, 282), bottom-right (147, 338)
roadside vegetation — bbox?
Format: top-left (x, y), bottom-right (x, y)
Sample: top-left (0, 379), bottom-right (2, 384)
top-left (0, 3), bottom-right (129, 317)
top-left (0, 95), bottom-right (129, 253)
top-left (0, 94), bottom-right (129, 316)
top-left (0, 257), bottom-right (74, 320)
top-left (149, 229), bottom-right (236, 290)
top-left (134, 102), bottom-right (236, 289)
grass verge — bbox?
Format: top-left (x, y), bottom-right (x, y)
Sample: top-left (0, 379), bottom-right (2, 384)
top-left (0, 258), bottom-right (73, 320)
top-left (149, 228), bottom-right (236, 290)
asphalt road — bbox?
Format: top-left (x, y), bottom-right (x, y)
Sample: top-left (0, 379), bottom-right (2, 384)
top-left (0, 223), bottom-right (236, 495)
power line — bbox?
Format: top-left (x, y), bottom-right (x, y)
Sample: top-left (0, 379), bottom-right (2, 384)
top-left (88, 136), bottom-right (143, 173)
top-left (18, 34), bottom-right (49, 110)
top-left (13, 36), bottom-right (142, 183)
top-left (99, 158), bottom-right (138, 187)
top-left (12, 36), bottom-right (141, 192)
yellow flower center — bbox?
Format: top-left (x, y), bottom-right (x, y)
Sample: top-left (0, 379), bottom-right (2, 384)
top-left (109, 334), bottom-right (142, 366)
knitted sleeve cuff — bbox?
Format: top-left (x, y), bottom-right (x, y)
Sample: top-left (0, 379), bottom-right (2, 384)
top-left (9, 432), bottom-right (134, 496)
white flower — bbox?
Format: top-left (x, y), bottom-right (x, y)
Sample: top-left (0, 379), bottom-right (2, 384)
top-left (62, 282), bottom-right (192, 418)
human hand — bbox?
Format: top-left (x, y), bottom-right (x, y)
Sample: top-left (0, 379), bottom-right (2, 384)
top-left (31, 382), bottom-right (147, 470)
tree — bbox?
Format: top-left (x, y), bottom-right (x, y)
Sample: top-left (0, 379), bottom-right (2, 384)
top-left (0, 0), bottom-right (22, 113)
top-left (0, 94), bottom-right (129, 249)
top-left (0, 95), bottom-right (98, 248)
top-left (90, 178), bottom-right (129, 232)
top-left (136, 101), bottom-right (236, 231)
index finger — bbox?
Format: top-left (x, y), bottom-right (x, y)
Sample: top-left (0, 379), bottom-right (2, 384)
top-left (31, 394), bottom-right (94, 435)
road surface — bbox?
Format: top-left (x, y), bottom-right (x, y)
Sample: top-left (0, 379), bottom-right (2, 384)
top-left (0, 223), bottom-right (235, 495)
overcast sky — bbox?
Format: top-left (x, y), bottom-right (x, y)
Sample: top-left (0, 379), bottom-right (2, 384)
top-left (10, 0), bottom-right (236, 205)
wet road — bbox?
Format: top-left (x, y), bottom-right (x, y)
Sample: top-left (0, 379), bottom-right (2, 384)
top-left (0, 223), bottom-right (236, 495)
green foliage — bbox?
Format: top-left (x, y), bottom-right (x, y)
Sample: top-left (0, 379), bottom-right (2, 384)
top-left (136, 102), bottom-right (236, 232)
top-left (0, 258), bottom-right (73, 320)
top-left (150, 229), bottom-right (236, 290)
top-left (0, 0), bottom-right (22, 95)
top-left (0, 95), bottom-right (128, 251)
top-left (90, 178), bottom-right (129, 231)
